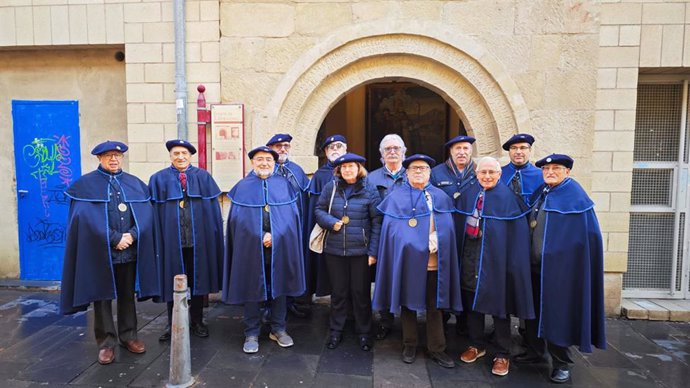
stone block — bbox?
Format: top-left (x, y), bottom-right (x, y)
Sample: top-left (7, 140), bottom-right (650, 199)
top-left (144, 63), bottom-right (174, 83)
top-left (201, 41), bottom-right (220, 62)
top-left (443, 0), bottom-right (515, 35)
top-left (484, 34), bottom-right (532, 74)
top-left (599, 25), bottom-right (619, 47)
top-left (597, 68), bottom-right (617, 89)
top-left (124, 23), bottom-right (143, 43)
top-left (220, 3), bottom-right (294, 37)
top-left (633, 300), bottom-right (669, 321)
top-left (595, 110), bottom-right (614, 131)
top-left (608, 232), bottom-right (629, 252)
top-left (145, 103), bottom-right (176, 124)
top-left (264, 36), bottom-right (315, 73)
top-left (15, 7), bottom-right (33, 45)
top-left (146, 143), bottom-right (166, 162)
top-left (599, 211), bottom-right (630, 233)
top-left (86, 4), bottom-right (106, 44)
top-left (529, 35), bottom-right (561, 71)
top-left (187, 42), bottom-right (201, 63)
top-left (592, 151), bottom-right (613, 172)
top-left (127, 103), bottom-right (145, 124)
top-left (352, 1), bottom-right (396, 23)
top-left (600, 3), bottom-right (641, 25)
top-left (126, 83), bottom-right (163, 103)
top-left (529, 110), bottom-right (595, 157)
top-left (68, 5), bottom-right (88, 44)
top-left (296, 3), bottom-right (351, 36)
top-left (126, 43), bottom-right (162, 63)
top-left (105, 3), bottom-right (124, 43)
top-left (591, 192), bottom-right (611, 212)
top-left (653, 300), bottom-right (690, 322)
top-left (162, 43), bottom-right (174, 63)
top-left (123, 2), bottom-right (161, 23)
top-left (616, 68), bottom-right (638, 89)
top-left (220, 37), bottom-right (265, 70)
top-left (610, 193), bottom-right (631, 212)
top-left (685, 27), bottom-right (690, 67)
top-left (621, 300), bottom-right (648, 320)
top-left (50, 6), bottom-right (69, 45)
top-left (593, 130), bottom-right (635, 152)
top-left (187, 21), bottom-right (219, 42)
top-left (186, 0), bottom-right (200, 21)
top-left (130, 162), bottom-right (167, 182)
top-left (598, 46), bottom-right (639, 68)
top-left (639, 25), bottom-right (662, 67)
top-left (559, 35), bottom-right (600, 71)
top-left (161, 0), bottom-right (173, 22)
top-left (0, 8), bottom-right (16, 46)
top-left (187, 62), bottom-right (220, 83)
top-left (619, 25), bottom-right (641, 46)
top-left (514, 72), bottom-right (545, 110)
top-left (400, 1), bottom-right (442, 21)
top-left (614, 110), bottom-right (636, 131)
top-left (591, 171), bottom-right (632, 192)
top-left (545, 71), bottom-right (596, 110)
top-left (33, 6), bottom-right (52, 45)
top-left (642, 3), bottom-right (685, 24)
top-left (200, 0), bottom-right (220, 21)
top-left (126, 63), bottom-right (145, 83)
top-left (143, 22), bottom-right (174, 43)
top-left (128, 123), bottom-right (165, 143)
top-left (612, 151), bottom-right (634, 172)
top-left (221, 71), bottom-right (280, 115)
top-left (515, 0), bottom-right (597, 35)
top-left (661, 25), bottom-right (684, 67)
top-left (604, 252), bottom-right (628, 273)
top-left (3, 0), bottom-right (31, 5)
top-left (596, 89), bottom-right (637, 110)
top-left (163, 83), bottom-right (175, 102)
top-left (126, 142), bottom-right (148, 162)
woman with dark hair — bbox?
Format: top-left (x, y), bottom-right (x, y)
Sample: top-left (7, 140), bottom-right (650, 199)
top-left (315, 153), bottom-right (382, 351)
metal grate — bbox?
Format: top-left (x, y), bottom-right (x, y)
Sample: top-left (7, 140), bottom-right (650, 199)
top-left (686, 94), bottom-right (690, 163)
top-left (676, 213), bottom-right (685, 292)
top-left (624, 213), bottom-right (675, 290)
top-left (630, 169), bottom-right (674, 206)
top-left (634, 84), bottom-right (682, 162)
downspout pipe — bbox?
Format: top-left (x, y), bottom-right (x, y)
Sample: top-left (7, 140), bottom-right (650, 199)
top-left (174, 0), bottom-right (187, 140)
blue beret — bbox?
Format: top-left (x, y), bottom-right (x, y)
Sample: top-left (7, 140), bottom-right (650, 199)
top-left (502, 133), bottom-right (535, 151)
top-left (248, 146), bottom-right (279, 161)
top-left (91, 140), bottom-right (128, 155)
top-left (333, 152), bottom-right (366, 166)
top-left (444, 135), bottom-right (476, 148)
top-left (166, 139), bottom-right (197, 155)
top-left (266, 133), bottom-right (293, 146)
top-left (535, 153), bottom-right (574, 169)
top-left (321, 134), bottom-right (347, 150)
top-left (402, 154), bottom-right (436, 169)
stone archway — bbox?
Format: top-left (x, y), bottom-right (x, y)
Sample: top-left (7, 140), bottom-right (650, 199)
top-left (257, 20), bottom-right (531, 172)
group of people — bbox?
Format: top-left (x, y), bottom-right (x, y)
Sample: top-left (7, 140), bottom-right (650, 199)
top-left (60, 131), bottom-right (606, 384)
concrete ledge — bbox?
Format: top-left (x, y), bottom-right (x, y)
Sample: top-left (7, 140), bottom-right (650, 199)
top-left (0, 279), bottom-right (60, 291)
top-left (622, 298), bottom-right (690, 322)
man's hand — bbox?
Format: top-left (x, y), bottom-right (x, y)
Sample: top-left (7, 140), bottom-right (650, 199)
top-left (333, 221), bottom-right (344, 232)
top-left (368, 256), bottom-right (377, 266)
top-left (263, 232), bottom-right (272, 248)
top-left (115, 233), bottom-right (133, 250)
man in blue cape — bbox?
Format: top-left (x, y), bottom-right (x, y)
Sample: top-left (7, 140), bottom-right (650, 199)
top-left (431, 135), bottom-right (478, 200)
top-left (516, 154), bottom-right (606, 384)
top-left (267, 133), bottom-right (311, 318)
top-left (367, 134), bottom-right (407, 341)
top-left (305, 135), bottom-right (347, 296)
top-left (500, 133), bottom-right (543, 205)
top-left (149, 139), bottom-right (224, 341)
top-left (455, 157), bottom-right (534, 377)
top-left (373, 154), bottom-right (461, 369)
top-left (222, 146), bottom-right (305, 354)
top-left (60, 140), bottom-right (158, 365)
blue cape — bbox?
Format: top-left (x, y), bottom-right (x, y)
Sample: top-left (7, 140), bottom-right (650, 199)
top-left (60, 169), bottom-right (159, 315)
top-left (368, 166), bottom-right (407, 198)
top-left (149, 165), bottom-right (224, 302)
top-left (277, 160), bottom-right (311, 285)
top-left (455, 183), bottom-right (535, 319)
top-left (372, 183), bottom-right (462, 313)
top-left (529, 178), bottom-right (606, 352)
top-left (500, 162), bottom-right (543, 205)
top-left (430, 159), bottom-right (478, 199)
top-left (222, 172), bottom-right (306, 304)
top-left (305, 162), bottom-right (336, 295)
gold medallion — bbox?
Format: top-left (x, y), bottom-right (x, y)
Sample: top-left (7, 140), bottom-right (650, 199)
top-left (264, 204), bottom-right (270, 212)
top-left (453, 192), bottom-right (461, 199)
top-left (179, 200), bottom-right (184, 208)
top-left (118, 203), bottom-right (127, 212)
top-left (408, 218), bottom-right (418, 228)
top-left (530, 220), bottom-right (537, 229)
top-left (342, 215), bottom-right (350, 224)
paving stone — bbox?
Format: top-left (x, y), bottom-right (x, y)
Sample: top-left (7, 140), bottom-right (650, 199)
top-left (314, 372), bottom-right (371, 388)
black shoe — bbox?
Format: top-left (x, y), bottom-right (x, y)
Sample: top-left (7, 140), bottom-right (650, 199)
top-left (191, 321), bottom-right (209, 338)
top-left (288, 304), bottom-right (307, 318)
top-left (550, 367), bottom-right (571, 383)
top-left (428, 351), bottom-right (455, 368)
top-left (514, 352), bottom-right (542, 364)
top-left (326, 334), bottom-right (342, 350)
top-left (402, 345), bottom-right (416, 364)
top-left (360, 336), bottom-right (373, 351)
top-left (375, 325), bottom-right (391, 340)
top-left (158, 330), bottom-right (171, 342)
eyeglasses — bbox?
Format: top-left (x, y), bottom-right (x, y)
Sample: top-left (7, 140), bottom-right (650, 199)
top-left (383, 146), bottom-right (402, 153)
top-left (326, 142), bottom-right (345, 151)
top-left (272, 143), bottom-right (291, 150)
top-left (477, 170), bottom-right (500, 176)
top-left (509, 146), bottom-right (531, 151)
top-left (101, 153), bottom-right (124, 160)
top-left (541, 165), bottom-right (567, 172)
top-left (408, 166), bottom-right (430, 172)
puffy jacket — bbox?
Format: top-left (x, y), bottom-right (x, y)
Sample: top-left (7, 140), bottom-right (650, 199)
top-left (315, 177), bottom-right (382, 257)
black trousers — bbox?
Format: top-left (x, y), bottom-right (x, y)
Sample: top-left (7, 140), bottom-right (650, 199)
top-left (93, 261), bottom-right (138, 349)
top-left (167, 247), bottom-right (203, 326)
top-left (523, 272), bottom-right (573, 368)
top-left (325, 253), bottom-right (372, 335)
top-left (401, 271), bottom-right (445, 353)
top-left (462, 290), bottom-right (512, 357)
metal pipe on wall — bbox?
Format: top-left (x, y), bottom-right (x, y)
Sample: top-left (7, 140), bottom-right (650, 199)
top-left (174, 0), bottom-right (187, 140)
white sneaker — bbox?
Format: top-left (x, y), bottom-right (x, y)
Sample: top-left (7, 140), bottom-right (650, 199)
top-left (243, 336), bottom-right (259, 353)
top-left (269, 331), bottom-right (294, 348)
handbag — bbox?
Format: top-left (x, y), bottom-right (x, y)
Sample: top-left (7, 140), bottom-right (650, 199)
top-left (309, 183), bottom-right (337, 253)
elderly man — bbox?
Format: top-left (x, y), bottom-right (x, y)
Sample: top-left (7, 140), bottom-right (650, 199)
top-left (61, 141), bottom-right (158, 365)
top-left (149, 139), bottom-right (224, 341)
top-left (517, 154), bottom-right (606, 384)
top-left (373, 154), bottom-right (462, 368)
top-left (500, 134), bottom-right (543, 205)
top-left (223, 146), bottom-right (305, 354)
top-left (455, 157), bottom-right (534, 377)
top-left (367, 134), bottom-right (407, 340)
top-left (431, 135), bottom-right (478, 200)
top-left (306, 135), bottom-right (347, 296)
top-left (267, 133), bottom-right (312, 318)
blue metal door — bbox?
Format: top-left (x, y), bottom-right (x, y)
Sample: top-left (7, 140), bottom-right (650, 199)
top-left (12, 100), bottom-right (82, 280)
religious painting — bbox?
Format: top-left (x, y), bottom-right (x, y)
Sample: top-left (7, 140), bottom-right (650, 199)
top-left (366, 82), bottom-right (449, 168)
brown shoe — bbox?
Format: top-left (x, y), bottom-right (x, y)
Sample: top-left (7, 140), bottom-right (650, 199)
top-left (122, 339), bottom-right (146, 354)
top-left (492, 357), bottom-right (510, 376)
top-left (98, 347), bottom-right (115, 365)
top-left (459, 346), bottom-right (486, 363)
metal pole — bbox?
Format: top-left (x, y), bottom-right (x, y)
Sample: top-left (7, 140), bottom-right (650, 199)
top-left (197, 84), bottom-right (208, 170)
top-left (167, 275), bottom-right (194, 388)
top-left (174, 0), bottom-right (187, 140)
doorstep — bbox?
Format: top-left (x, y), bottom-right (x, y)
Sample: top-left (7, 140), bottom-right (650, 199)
top-left (622, 298), bottom-right (690, 321)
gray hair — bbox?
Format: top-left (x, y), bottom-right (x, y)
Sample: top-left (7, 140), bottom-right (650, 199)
top-left (475, 156), bottom-right (501, 172)
top-left (378, 134), bottom-right (407, 161)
